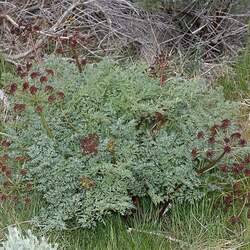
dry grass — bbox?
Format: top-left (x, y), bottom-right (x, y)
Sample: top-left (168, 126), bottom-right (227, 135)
top-left (0, 0), bottom-right (249, 66)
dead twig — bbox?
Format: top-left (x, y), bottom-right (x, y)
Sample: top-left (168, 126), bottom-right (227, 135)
top-left (127, 227), bottom-right (189, 247)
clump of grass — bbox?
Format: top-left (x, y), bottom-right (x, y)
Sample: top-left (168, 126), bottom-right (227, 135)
top-left (170, 196), bottom-right (247, 249)
top-left (1, 195), bottom-right (248, 250)
top-left (217, 37), bottom-right (250, 100)
top-left (0, 55), bottom-right (15, 88)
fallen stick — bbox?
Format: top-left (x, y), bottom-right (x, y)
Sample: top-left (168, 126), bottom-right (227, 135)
top-left (127, 227), bottom-right (189, 247)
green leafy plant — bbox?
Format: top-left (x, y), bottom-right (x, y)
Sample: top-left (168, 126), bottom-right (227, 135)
top-left (0, 56), bottom-right (242, 229)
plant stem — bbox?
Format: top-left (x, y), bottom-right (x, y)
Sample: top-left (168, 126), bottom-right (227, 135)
top-left (39, 113), bottom-right (54, 139)
top-left (197, 151), bottom-right (226, 176)
top-left (72, 48), bottom-right (82, 73)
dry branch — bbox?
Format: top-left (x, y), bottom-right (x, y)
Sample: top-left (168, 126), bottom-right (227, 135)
top-left (0, 0), bottom-right (249, 65)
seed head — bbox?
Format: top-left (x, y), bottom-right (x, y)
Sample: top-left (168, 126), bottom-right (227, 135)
top-left (191, 148), bottom-right (198, 159)
top-left (24, 197), bottom-right (31, 206)
top-left (197, 131), bottom-right (204, 139)
top-left (0, 193), bottom-right (7, 202)
top-left (40, 76), bottom-right (48, 83)
top-left (208, 137), bottom-right (215, 144)
top-left (45, 68), bottom-right (54, 76)
top-left (20, 168), bottom-right (28, 176)
top-left (5, 168), bottom-right (12, 177)
top-left (30, 85), bottom-right (38, 95)
top-left (221, 119), bottom-right (231, 129)
top-left (219, 164), bottom-right (228, 173)
top-left (224, 145), bottom-right (231, 154)
top-left (44, 85), bottom-right (54, 93)
top-left (15, 156), bottom-right (29, 162)
top-left (224, 194), bottom-right (233, 205)
top-left (13, 103), bottom-right (26, 113)
top-left (239, 139), bottom-right (247, 147)
top-left (30, 71), bottom-right (40, 79)
top-left (244, 168), bottom-right (250, 177)
top-left (232, 164), bottom-right (241, 175)
top-left (206, 149), bottom-right (214, 159)
top-left (48, 95), bottom-right (56, 103)
top-left (80, 133), bottom-right (99, 155)
top-left (35, 105), bottom-right (43, 113)
top-left (1, 140), bottom-right (11, 148)
top-left (229, 216), bottom-right (240, 225)
top-left (56, 91), bottom-right (65, 100)
top-left (9, 83), bottom-right (18, 94)
top-left (23, 81), bottom-right (29, 91)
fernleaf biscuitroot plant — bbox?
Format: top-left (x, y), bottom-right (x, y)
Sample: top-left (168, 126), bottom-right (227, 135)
top-left (0, 56), bottom-right (244, 229)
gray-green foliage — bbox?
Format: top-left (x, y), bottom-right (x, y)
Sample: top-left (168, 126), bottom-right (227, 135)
top-left (0, 227), bottom-right (57, 250)
top-left (3, 56), bottom-right (238, 229)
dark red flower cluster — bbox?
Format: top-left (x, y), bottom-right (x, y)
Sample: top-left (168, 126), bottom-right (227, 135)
top-left (3, 179), bottom-right (13, 189)
top-left (57, 91), bottom-right (65, 99)
top-left (0, 150), bottom-right (33, 206)
top-left (239, 139), bottom-right (247, 147)
top-left (232, 164), bottom-right (241, 175)
top-left (47, 91), bottom-right (65, 103)
top-left (35, 105), bottom-right (43, 113)
top-left (0, 163), bottom-right (12, 178)
top-left (13, 103), bottom-right (26, 113)
top-left (10, 83), bottom-right (17, 94)
top-left (197, 131), bottom-right (204, 139)
top-left (15, 65), bottom-right (28, 78)
top-left (0, 154), bottom-right (9, 162)
top-left (221, 119), bottom-right (231, 129)
top-left (220, 164), bottom-right (228, 173)
top-left (244, 155), bottom-right (250, 164)
top-left (81, 58), bottom-right (87, 66)
top-left (23, 81), bottom-right (30, 91)
top-left (1, 140), bottom-right (11, 148)
top-left (0, 193), bottom-right (7, 202)
top-left (44, 85), bottom-right (54, 93)
top-left (208, 137), bottom-right (216, 144)
top-left (191, 148), bottom-right (198, 159)
top-left (244, 168), bottom-right (250, 176)
top-left (192, 119), bottom-right (250, 225)
top-left (26, 182), bottom-right (33, 191)
top-left (30, 85), bottom-right (38, 95)
top-left (56, 47), bottom-right (64, 54)
top-left (233, 181), bottom-right (241, 192)
top-left (48, 95), bottom-right (56, 103)
top-left (40, 76), bottom-right (48, 83)
top-left (223, 145), bottom-right (231, 154)
top-left (5, 83), bottom-right (18, 95)
top-left (80, 133), bottom-right (99, 155)
top-left (224, 194), bottom-right (233, 205)
top-left (206, 149), bottom-right (214, 159)
top-left (19, 168), bottom-right (28, 176)
top-left (219, 160), bottom-right (250, 178)
top-left (30, 71), bottom-right (40, 79)
top-left (45, 68), bottom-right (54, 76)
top-left (70, 35), bottom-right (78, 48)
top-left (229, 216), bottom-right (240, 224)
top-left (15, 156), bottom-right (29, 163)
